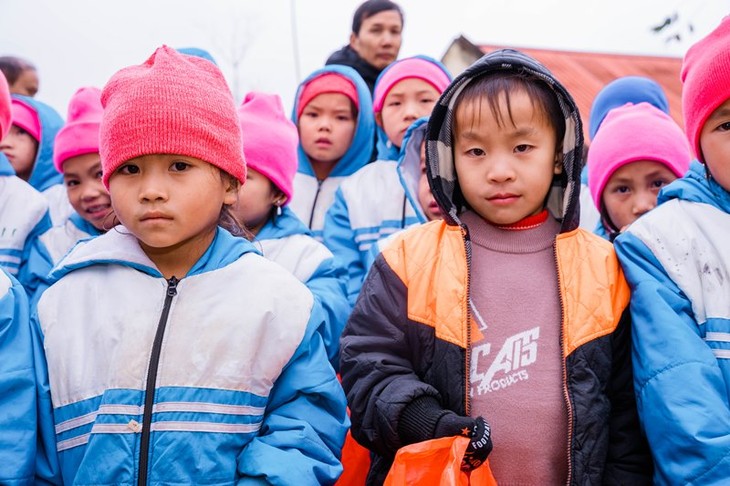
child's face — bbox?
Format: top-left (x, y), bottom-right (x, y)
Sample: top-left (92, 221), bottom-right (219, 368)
top-left (377, 78), bottom-right (439, 149)
top-left (699, 97), bottom-right (730, 192)
top-left (231, 168), bottom-right (283, 235)
top-left (601, 160), bottom-right (677, 232)
top-left (63, 153), bottom-right (113, 231)
top-left (0, 124), bottom-right (38, 181)
top-left (10, 68), bottom-right (39, 97)
top-left (453, 89), bottom-right (561, 225)
top-left (108, 154), bottom-right (237, 271)
top-left (298, 93), bottom-right (356, 175)
top-left (417, 142), bottom-right (441, 221)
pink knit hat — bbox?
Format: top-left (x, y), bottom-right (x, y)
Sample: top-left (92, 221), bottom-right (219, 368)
top-left (99, 45), bottom-right (245, 188)
top-left (53, 87), bottom-right (103, 172)
top-left (373, 56), bottom-right (452, 113)
top-left (296, 73), bottom-right (359, 119)
top-left (681, 15), bottom-right (730, 163)
top-left (238, 92), bottom-right (298, 204)
top-left (587, 102), bottom-right (691, 210)
top-left (0, 73), bottom-right (10, 140)
top-left (10, 98), bottom-right (41, 142)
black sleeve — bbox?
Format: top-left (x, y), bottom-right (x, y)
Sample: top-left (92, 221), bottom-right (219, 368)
top-left (603, 309), bottom-right (654, 485)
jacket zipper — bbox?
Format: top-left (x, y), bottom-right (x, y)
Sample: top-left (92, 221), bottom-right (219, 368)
top-left (554, 242), bottom-right (574, 485)
top-left (137, 276), bottom-right (179, 486)
top-left (462, 226), bottom-right (473, 416)
top-left (308, 179), bottom-right (323, 229)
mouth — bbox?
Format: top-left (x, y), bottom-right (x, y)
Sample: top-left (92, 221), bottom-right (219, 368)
top-left (314, 138), bottom-right (332, 146)
top-left (140, 211), bottom-right (173, 222)
top-left (84, 203), bottom-right (112, 220)
top-left (487, 193), bottom-right (520, 204)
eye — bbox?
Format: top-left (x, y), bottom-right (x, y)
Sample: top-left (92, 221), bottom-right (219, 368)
top-left (718, 121), bottom-right (730, 132)
top-left (613, 185), bottom-right (630, 194)
top-left (95, 170), bottom-right (104, 179)
top-left (117, 164), bottom-right (139, 175)
top-left (304, 111), bottom-right (317, 118)
top-left (420, 97), bottom-right (435, 104)
top-left (171, 161), bottom-right (190, 171)
top-left (466, 148), bottom-right (485, 157)
top-left (336, 114), bottom-right (352, 122)
top-left (651, 179), bottom-right (670, 189)
top-left (65, 179), bottom-right (79, 187)
top-left (514, 144), bottom-right (531, 153)
top-left (387, 101), bottom-right (401, 107)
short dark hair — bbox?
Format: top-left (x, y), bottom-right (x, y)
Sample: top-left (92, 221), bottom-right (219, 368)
top-left (0, 56), bottom-right (36, 85)
top-left (352, 0), bottom-right (404, 34)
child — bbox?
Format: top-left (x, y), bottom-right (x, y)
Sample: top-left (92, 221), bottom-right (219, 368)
top-left (290, 65), bottom-right (374, 239)
top-left (324, 117), bottom-right (433, 305)
top-left (615, 17), bottom-right (730, 484)
top-left (20, 87), bottom-right (114, 299)
top-left (0, 55), bottom-right (39, 97)
top-left (30, 46), bottom-right (348, 484)
top-left (580, 76), bottom-right (670, 232)
top-left (587, 102), bottom-right (691, 240)
top-left (340, 49), bottom-right (652, 484)
top-left (372, 56), bottom-right (451, 161)
top-left (0, 268), bottom-right (36, 483)
top-left (0, 72), bottom-right (52, 278)
top-left (232, 91), bottom-right (349, 368)
top-left (0, 94), bottom-right (71, 224)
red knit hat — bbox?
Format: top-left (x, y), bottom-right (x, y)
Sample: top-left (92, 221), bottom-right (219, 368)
top-left (681, 15), bottom-right (730, 163)
top-left (54, 87), bottom-right (103, 172)
top-left (238, 92), bottom-right (298, 204)
top-left (99, 45), bottom-right (245, 188)
top-left (296, 73), bottom-right (359, 119)
top-left (0, 73), bottom-right (10, 140)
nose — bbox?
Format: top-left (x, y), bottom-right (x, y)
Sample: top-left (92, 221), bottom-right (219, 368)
top-left (317, 116), bottom-right (332, 132)
top-left (403, 100), bottom-right (419, 121)
top-left (632, 190), bottom-right (656, 217)
top-left (138, 172), bottom-right (168, 203)
top-left (80, 181), bottom-right (103, 201)
top-left (486, 156), bottom-right (516, 183)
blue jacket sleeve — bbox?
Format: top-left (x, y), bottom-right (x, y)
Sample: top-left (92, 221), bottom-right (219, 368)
top-left (305, 256), bottom-right (350, 371)
top-left (236, 304), bottom-right (350, 485)
top-left (322, 188), bottom-right (365, 308)
top-left (0, 271), bottom-right (36, 485)
top-left (17, 231), bottom-right (54, 304)
top-left (17, 211), bottom-right (52, 295)
top-left (615, 232), bottom-right (730, 485)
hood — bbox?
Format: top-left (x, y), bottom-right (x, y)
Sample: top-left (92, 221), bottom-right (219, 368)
top-left (256, 206), bottom-right (312, 241)
top-left (0, 151), bottom-right (14, 176)
top-left (397, 117), bottom-right (429, 223)
top-left (11, 95), bottom-right (64, 191)
top-left (658, 160), bottom-right (730, 214)
top-left (69, 212), bottom-right (103, 237)
top-left (425, 49), bottom-right (584, 232)
top-left (48, 226), bottom-right (258, 282)
top-left (292, 65), bottom-right (375, 179)
top-left (374, 55), bottom-right (452, 161)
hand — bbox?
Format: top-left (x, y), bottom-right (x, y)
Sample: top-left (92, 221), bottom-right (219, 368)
top-left (461, 416), bottom-right (492, 471)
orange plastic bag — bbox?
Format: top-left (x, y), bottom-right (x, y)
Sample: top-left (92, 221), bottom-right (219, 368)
top-left (335, 428), bottom-right (371, 485)
top-left (384, 436), bottom-right (498, 486)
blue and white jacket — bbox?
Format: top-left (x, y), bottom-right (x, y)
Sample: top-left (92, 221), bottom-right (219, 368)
top-left (615, 161), bottom-right (730, 485)
top-left (0, 153), bottom-right (52, 278)
top-left (11, 95), bottom-right (72, 225)
top-left (21, 213), bottom-right (101, 302)
top-left (323, 118), bottom-right (428, 306)
top-left (0, 270), bottom-right (35, 485)
top-left (289, 65), bottom-right (375, 240)
top-left (254, 207), bottom-right (349, 369)
top-left (32, 227), bottom-right (349, 485)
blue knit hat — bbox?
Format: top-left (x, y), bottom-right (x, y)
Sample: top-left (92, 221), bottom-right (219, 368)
top-left (588, 76), bottom-right (669, 140)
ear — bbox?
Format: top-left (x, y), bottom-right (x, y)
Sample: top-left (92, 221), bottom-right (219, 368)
top-left (375, 112), bottom-right (383, 129)
top-left (222, 177), bottom-right (240, 206)
top-left (553, 151), bottom-right (563, 175)
top-left (349, 32), bottom-right (357, 49)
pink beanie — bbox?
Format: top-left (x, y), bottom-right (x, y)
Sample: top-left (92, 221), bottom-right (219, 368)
top-left (238, 92), bottom-right (298, 204)
top-left (53, 87), bottom-right (103, 172)
top-left (100, 45), bottom-right (245, 188)
top-left (297, 73), bottom-right (359, 119)
top-left (10, 98), bottom-right (41, 142)
top-left (587, 102), bottom-right (691, 210)
top-left (373, 56), bottom-right (452, 113)
top-left (0, 73), bottom-right (10, 140)
top-left (681, 15), bottom-right (730, 162)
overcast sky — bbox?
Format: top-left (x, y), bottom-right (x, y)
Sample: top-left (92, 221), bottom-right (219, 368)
top-left (1, 0), bottom-right (727, 117)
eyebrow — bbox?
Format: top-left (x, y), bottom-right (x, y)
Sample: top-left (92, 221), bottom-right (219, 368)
top-left (708, 107), bottom-right (730, 121)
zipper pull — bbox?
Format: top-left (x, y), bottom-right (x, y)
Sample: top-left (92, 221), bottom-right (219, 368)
top-left (167, 276), bottom-right (179, 297)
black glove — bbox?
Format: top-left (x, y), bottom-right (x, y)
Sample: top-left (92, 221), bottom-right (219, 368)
top-left (433, 412), bottom-right (492, 471)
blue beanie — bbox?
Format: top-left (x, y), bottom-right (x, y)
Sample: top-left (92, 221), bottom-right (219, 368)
top-left (588, 76), bottom-right (669, 140)
top-left (176, 47), bottom-right (218, 66)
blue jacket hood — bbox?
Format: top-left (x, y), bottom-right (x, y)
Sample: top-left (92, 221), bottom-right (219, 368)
top-left (374, 56), bottom-right (452, 161)
top-left (256, 206), bottom-right (312, 241)
top-left (0, 152), bottom-right (14, 176)
top-left (48, 227), bottom-right (259, 282)
top-left (397, 117), bottom-right (429, 223)
top-left (69, 212), bottom-right (103, 237)
top-left (292, 65), bottom-right (375, 178)
top-left (659, 160), bottom-right (730, 214)
top-left (11, 95), bottom-right (64, 192)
